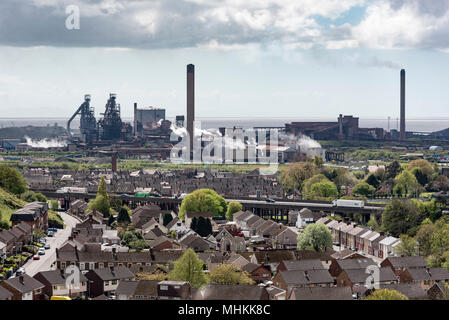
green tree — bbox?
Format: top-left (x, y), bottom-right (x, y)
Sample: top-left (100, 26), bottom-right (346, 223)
top-left (169, 248), bottom-right (207, 288)
top-left (50, 200), bottom-right (59, 211)
top-left (302, 174), bottom-right (330, 196)
top-left (430, 222), bottom-right (449, 260)
top-left (364, 289), bottom-right (408, 300)
top-left (352, 182), bottom-right (376, 197)
top-left (393, 170), bottom-right (422, 197)
top-left (89, 176), bottom-right (111, 218)
top-left (179, 189), bottom-right (226, 220)
top-left (128, 239), bottom-right (149, 251)
top-left (208, 264), bottom-right (254, 285)
top-left (89, 194), bottom-right (110, 218)
top-left (366, 174), bottom-right (381, 189)
top-left (367, 216), bottom-right (380, 231)
top-left (415, 223), bottom-right (436, 256)
top-left (381, 200), bottom-right (421, 237)
top-left (314, 156), bottom-right (324, 168)
top-left (408, 159), bottom-right (434, 185)
top-left (20, 191), bottom-right (47, 203)
top-left (279, 162), bottom-right (318, 193)
top-left (385, 161), bottom-right (402, 180)
top-left (308, 181), bottom-right (338, 200)
top-left (397, 234), bottom-right (417, 256)
top-left (98, 175), bottom-right (108, 199)
top-left (226, 201), bottom-right (243, 221)
top-left (163, 213), bottom-right (174, 226)
top-left (297, 223), bottom-right (332, 252)
top-left (0, 165), bottom-right (27, 194)
top-left (117, 207), bottom-right (131, 224)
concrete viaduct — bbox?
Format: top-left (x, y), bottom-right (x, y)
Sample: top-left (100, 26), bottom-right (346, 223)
top-left (34, 189), bottom-right (385, 224)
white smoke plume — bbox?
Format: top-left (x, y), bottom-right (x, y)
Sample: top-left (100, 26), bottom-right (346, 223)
top-left (279, 132), bottom-right (321, 153)
top-left (25, 136), bottom-right (67, 148)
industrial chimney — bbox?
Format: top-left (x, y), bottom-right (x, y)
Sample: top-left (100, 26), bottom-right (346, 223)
top-left (400, 69), bottom-right (406, 141)
top-left (187, 64), bottom-right (195, 159)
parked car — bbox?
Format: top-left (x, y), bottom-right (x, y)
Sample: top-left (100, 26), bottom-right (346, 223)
top-left (266, 198), bottom-right (276, 203)
top-left (48, 228), bottom-right (58, 232)
top-left (47, 231), bottom-right (54, 237)
top-left (39, 238), bottom-right (46, 244)
top-left (16, 267), bottom-right (25, 276)
top-left (33, 255), bottom-right (40, 260)
top-left (38, 248), bottom-right (45, 255)
top-left (44, 244), bottom-right (50, 250)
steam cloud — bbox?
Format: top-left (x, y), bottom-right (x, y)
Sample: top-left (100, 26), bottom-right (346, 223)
top-left (25, 136), bottom-right (67, 148)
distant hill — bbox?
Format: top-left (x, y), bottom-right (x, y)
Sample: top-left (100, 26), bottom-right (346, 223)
top-left (0, 125), bottom-right (67, 140)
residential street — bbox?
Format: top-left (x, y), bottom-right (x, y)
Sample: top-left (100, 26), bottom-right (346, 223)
top-left (22, 212), bottom-right (79, 276)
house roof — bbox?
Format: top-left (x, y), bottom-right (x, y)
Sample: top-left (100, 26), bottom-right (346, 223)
top-left (379, 236), bottom-right (399, 246)
top-left (192, 284), bottom-right (267, 300)
top-left (242, 250), bottom-right (296, 264)
top-left (291, 286), bottom-right (353, 300)
top-left (337, 258), bottom-right (377, 270)
top-left (380, 283), bottom-right (427, 299)
top-left (88, 266), bottom-right (134, 281)
top-left (34, 270), bottom-right (87, 285)
top-left (135, 280), bottom-right (159, 296)
top-left (407, 268), bottom-right (449, 281)
top-left (3, 274), bottom-right (44, 293)
top-left (242, 263), bottom-right (265, 273)
top-left (280, 269), bottom-right (333, 286)
top-left (115, 280), bottom-right (139, 296)
top-left (280, 259), bottom-right (325, 271)
top-left (384, 256), bottom-right (428, 269)
top-left (344, 267), bottom-right (397, 283)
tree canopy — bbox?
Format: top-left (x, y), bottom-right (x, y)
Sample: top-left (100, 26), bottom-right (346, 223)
top-left (352, 181), bottom-right (376, 197)
top-left (179, 189), bottom-right (227, 220)
top-left (0, 165), bottom-right (27, 195)
top-left (381, 199), bottom-right (421, 237)
top-left (169, 248), bottom-right (207, 288)
top-left (297, 223), bottom-right (333, 252)
top-left (279, 161), bottom-right (318, 193)
top-left (364, 289), bottom-right (408, 300)
top-left (208, 264), bottom-right (254, 285)
top-left (117, 207), bottom-right (131, 224)
top-left (226, 201), bottom-right (243, 221)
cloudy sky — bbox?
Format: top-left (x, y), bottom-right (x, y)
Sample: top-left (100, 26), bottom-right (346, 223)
top-left (0, 0), bottom-right (448, 120)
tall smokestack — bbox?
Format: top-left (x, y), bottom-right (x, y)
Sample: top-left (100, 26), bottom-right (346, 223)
top-left (400, 69), bottom-right (406, 141)
top-left (187, 64), bottom-right (195, 158)
top-left (133, 102), bottom-right (137, 137)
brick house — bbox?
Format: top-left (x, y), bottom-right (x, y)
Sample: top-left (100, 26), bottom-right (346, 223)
top-left (399, 267), bottom-right (449, 290)
top-left (241, 263), bottom-right (272, 283)
top-left (10, 202), bottom-right (48, 232)
top-left (85, 266), bottom-right (135, 298)
top-left (0, 274), bottom-right (44, 300)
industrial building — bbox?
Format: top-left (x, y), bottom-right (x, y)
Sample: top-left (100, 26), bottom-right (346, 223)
top-left (133, 104), bottom-right (166, 137)
top-left (285, 115), bottom-right (385, 141)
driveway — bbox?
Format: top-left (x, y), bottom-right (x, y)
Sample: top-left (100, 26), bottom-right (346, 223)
top-left (22, 212), bottom-right (79, 277)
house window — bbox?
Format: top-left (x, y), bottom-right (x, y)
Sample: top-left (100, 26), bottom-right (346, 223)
top-left (160, 285), bottom-right (168, 290)
top-left (174, 285), bottom-right (180, 289)
top-left (105, 281), bottom-right (109, 286)
top-left (112, 280), bottom-right (117, 285)
top-left (53, 286), bottom-right (57, 290)
top-left (99, 263), bottom-right (104, 268)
